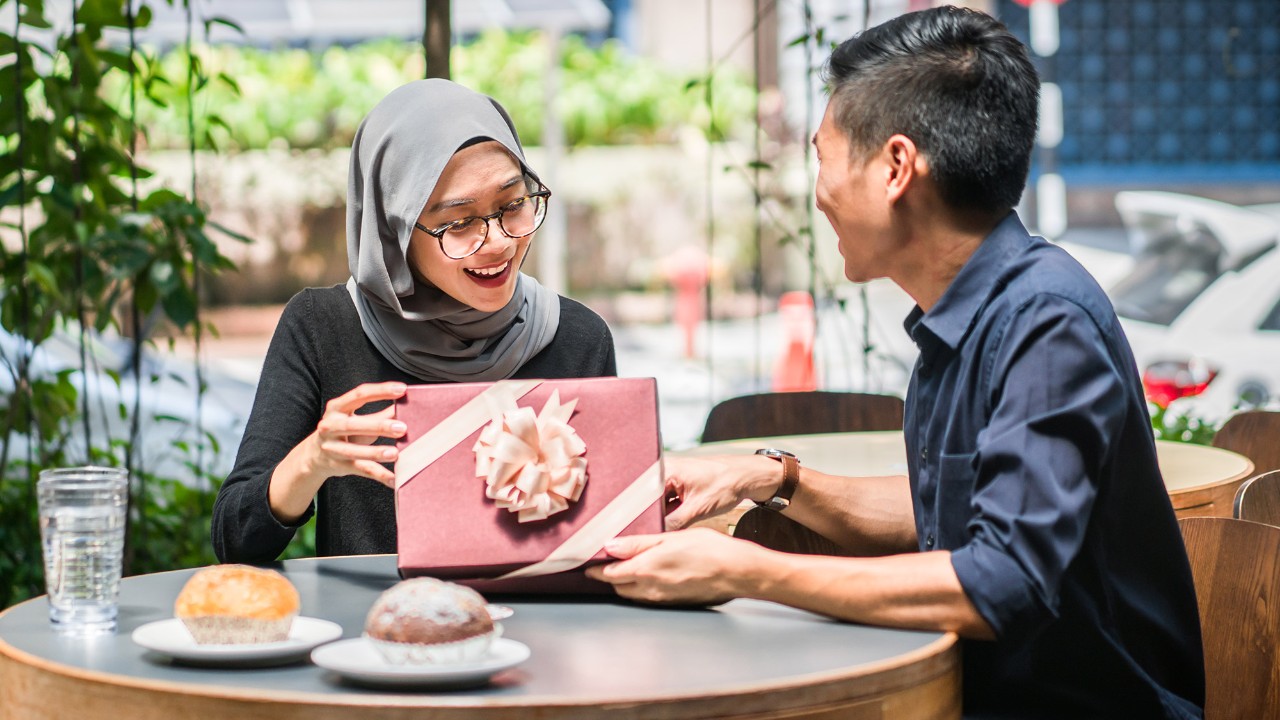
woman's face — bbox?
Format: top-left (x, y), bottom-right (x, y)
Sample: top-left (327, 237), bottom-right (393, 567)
top-left (408, 141), bottom-right (532, 313)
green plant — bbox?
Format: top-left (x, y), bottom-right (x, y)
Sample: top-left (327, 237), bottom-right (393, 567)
top-left (0, 0), bottom-right (251, 608)
top-left (101, 32), bottom-right (758, 152)
top-left (1149, 403), bottom-right (1219, 446)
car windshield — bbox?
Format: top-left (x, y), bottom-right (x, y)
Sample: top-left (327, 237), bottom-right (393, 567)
top-left (1110, 235), bottom-right (1220, 326)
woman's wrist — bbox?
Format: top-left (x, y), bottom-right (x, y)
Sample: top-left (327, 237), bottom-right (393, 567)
top-left (268, 438), bottom-right (327, 523)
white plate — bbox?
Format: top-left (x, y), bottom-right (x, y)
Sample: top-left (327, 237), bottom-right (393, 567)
top-left (485, 604), bottom-right (514, 621)
top-left (312, 637), bottom-right (531, 688)
top-left (131, 617), bottom-right (344, 666)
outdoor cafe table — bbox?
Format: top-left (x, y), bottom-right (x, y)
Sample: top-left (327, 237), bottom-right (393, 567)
top-left (675, 431), bottom-right (1255, 521)
top-left (0, 555), bottom-right (959, 720)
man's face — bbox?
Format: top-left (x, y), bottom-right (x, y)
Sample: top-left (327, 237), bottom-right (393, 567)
top-left (813, 105), bottom-right (893, 283)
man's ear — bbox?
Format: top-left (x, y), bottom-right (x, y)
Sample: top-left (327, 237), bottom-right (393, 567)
top-left (883, 134), bottom-right (920, 204)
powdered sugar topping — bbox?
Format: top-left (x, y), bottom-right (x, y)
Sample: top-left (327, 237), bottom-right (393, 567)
top-left (370, 578), bottom-right (486, 627)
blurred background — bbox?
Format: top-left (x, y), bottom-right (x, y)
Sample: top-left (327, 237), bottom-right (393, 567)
top-left (2, 0), bottom-right (1278, 603)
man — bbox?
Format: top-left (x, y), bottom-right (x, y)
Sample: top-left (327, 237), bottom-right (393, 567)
top-left (586, 6), bottom-right (1205, 718)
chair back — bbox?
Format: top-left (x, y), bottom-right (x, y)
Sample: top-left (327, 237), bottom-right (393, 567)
top-left (1212, 410), bottom-right (1280, 475)
top-left (1233, 469), bottom-right (1280, 526)
top-left (700, 391), bottom-right (904, 443)
top-left (1179, 516), bottom-right (1280, 719)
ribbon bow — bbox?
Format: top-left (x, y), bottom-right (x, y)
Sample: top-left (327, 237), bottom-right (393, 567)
top-left (473, 390), bottom-right (588, 522)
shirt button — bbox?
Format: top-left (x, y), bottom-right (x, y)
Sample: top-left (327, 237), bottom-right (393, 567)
top-left (925, 534), bottom-right (935, 549)
top-left (920, 446), bottom-right (929, 462)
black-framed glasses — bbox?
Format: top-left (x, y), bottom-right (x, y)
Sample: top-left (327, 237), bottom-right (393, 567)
top-left (414, 187), bottom-right (552, 260)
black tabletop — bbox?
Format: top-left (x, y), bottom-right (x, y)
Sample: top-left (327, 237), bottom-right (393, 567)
top-left (0, 555), bottom-right (950, 704)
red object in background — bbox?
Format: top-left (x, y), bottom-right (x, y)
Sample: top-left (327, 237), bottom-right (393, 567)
top-left (1012, 0), bottom-right (1066, 6)
top-left (773, 291), bottom-right (817, 392)
top-left (665, 247), bottom-right (709, 360)
top-left (1143, 360), bottom-right (1217, 408)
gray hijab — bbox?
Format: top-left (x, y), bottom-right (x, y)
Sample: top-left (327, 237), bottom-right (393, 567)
top-left (345, 79), bottom-right (560, 382)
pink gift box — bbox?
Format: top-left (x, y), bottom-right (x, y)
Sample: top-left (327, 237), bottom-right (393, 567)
top-left (393, 377), bottom-right (665, 594)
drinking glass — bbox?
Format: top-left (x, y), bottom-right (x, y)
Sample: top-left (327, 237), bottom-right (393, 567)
top-left (37, 467), bottom-right (128, 635)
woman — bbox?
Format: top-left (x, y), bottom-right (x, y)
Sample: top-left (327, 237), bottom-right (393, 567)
top-left (212, 80), bottom-right (616, 563)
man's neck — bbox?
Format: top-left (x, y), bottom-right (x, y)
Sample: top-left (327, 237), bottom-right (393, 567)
top-left (890, 207), bottom-right (1004, 313)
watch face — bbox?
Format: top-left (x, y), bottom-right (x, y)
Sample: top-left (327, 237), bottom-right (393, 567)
top-left (756, 448), bottom-right (796, 459)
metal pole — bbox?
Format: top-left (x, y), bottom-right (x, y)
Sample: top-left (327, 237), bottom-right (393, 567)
top-left (1030, 0), bottom-right (1066, 238)
top-left (424, 0), bottom-right (451, 80)
top-left (538, 25), bottom-right (567, 295)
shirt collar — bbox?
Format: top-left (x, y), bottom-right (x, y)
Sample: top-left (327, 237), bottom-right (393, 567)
top-left (903, 212), bottom-right (1032, 353)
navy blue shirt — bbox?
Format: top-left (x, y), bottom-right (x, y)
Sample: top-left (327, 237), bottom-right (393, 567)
top-left (903, 214), bottom-right (1204, 719)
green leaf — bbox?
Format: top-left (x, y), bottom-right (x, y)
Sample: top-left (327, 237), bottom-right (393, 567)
top-left (134, 277), bottom-right (157, 313)
top-left (18, 5), bottom-right (53, 30)
top-left (99, 48), bottom-right (133, 73)
top-left (26, 262), bottom-right (57, 293)
top-left (207, 220), bottom-right (252, 244)
top-left (204, 15), bottom-right (245, 36)
top-left (0, 182), bottom-right (25, 209)
top-left (161, 286), bottom-right (196, 328)
top-left (216, 71), bottom-right (240, 95)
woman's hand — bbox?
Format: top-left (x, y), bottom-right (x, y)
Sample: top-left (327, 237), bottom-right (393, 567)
top-left (663, 454), bottom-right (784, 530)
top-left (268, 381), bottom-right (408, 522)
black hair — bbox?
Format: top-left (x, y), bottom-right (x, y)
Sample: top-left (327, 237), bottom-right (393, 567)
top-left (822, 5), bottom-right (1040, 216)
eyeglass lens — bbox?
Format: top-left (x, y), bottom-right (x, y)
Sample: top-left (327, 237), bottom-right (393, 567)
top-left (441, 194), bottom-right (547, 259)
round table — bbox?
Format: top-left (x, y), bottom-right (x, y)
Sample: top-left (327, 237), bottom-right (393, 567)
top-left (1158, 441), bottom-right (1254, 517)
top-left (677, 431), bottom-right (1255, 520)
top-left (0, 555), bottom-right (959, 720)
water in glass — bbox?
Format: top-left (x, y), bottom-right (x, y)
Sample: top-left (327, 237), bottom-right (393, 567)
top-left (37, 467), bottom-right (127, 635)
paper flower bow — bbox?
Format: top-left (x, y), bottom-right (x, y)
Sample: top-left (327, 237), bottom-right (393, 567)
top-left (473, 390), bottom-right (588, 522)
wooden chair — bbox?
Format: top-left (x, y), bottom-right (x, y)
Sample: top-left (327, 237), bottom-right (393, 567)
top-left (1233, 469), bottom-right (1280, 526)
top-left (699, 391), bottom-right (904, 556)
top-left (1213, 410), bottom-right (1280, 475)
top-left (1179, 516), bottom-right (1280, 719)
top-left (700, 391), bottom-right (905, 443)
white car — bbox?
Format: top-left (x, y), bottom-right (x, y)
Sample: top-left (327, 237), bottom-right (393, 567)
top-left (1106, 191), bottom-right (1280, 423)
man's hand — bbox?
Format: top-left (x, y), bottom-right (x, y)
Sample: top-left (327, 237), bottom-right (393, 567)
top-left (584, 528), bottom-right (773, 605)
top-left (663, 455), bottom-right (782, 530)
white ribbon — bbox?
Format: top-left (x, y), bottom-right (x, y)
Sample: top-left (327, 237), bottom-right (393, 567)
top-left (394, 380), bottom-right (542, 490)
top-left (474, 390), bottom-right (588, 523)
top-left (497, 460), bottom-right (664, 579)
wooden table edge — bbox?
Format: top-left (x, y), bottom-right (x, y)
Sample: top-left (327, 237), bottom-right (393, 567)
top-left (1167, 454), bottom-right (1254, 518)
top-left (0, 598), bottom-right (959, 717)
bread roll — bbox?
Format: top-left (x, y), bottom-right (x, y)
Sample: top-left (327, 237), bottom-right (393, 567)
top-left (364, 578), bottom-right (498, 664)
top-left (175, 564), bottom-right (300, 644)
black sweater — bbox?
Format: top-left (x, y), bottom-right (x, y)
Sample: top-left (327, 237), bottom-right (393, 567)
top-left (211, 285), bottom-right (617, 563)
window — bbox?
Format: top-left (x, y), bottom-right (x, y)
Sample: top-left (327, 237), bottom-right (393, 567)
top-left (1261, 297), bottom-right (1280, 332)
top-left (1110, 235), bottom-right (1220, 326)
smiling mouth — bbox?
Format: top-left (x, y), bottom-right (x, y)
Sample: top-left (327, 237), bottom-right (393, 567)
top-left (464, 260), bottom-right (512, 286)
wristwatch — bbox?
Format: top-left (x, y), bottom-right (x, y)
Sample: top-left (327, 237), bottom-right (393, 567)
top-left (754, 448), bottom-right (800, 511)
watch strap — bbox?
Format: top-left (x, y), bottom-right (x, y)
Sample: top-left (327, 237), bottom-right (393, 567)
top-left (754, 449), bottom-right (800, 511)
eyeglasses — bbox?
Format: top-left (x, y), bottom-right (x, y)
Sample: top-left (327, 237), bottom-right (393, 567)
top-left (414, 187), bottom-right (552, 260)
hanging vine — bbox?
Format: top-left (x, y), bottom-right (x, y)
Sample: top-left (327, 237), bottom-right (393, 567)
top-left (0, 0), bottom-right (247, 606)
top-left (682, 0), bottom-right (901, 397)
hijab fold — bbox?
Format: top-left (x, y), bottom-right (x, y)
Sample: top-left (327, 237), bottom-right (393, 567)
top-left (345, 79), bottom-right (559, 382)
